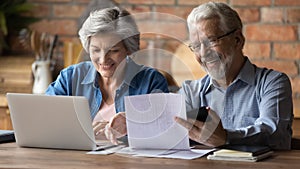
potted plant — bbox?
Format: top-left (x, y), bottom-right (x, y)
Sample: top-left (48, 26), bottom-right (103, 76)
top-left (0, 0), bottom-right (38, 55)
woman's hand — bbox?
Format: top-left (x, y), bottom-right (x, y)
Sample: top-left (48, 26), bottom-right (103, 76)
top-left (92, 121), bottom-right (109, 140)
top-left (175, 108), bottom-right (226, 147)
top-left (105, 112), bottom-right (127, 145)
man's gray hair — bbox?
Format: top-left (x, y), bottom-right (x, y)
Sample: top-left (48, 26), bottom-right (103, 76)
top-left (187, 2), bottom-right (243, 33)
top-left (78, 7), bottom-right (140, 54)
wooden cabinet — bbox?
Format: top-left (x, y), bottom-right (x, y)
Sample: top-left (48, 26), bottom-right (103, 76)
top-left (0, 95), bottom-right (12, 129)
top-left (0, 55), bottom-right (34, 130)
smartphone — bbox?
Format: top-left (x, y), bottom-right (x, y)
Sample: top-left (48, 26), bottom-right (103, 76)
top-left (186, 106), bottom-right (209, 122)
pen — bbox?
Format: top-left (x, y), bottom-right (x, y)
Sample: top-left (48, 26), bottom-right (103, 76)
top-left (95, 144), bottom-right (118, 151)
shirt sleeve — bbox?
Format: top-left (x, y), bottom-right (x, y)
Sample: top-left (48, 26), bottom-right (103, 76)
top-left (226, 72), bottom-right (293, 150)
top-left (148, 70), bottom-right (169, 93)
top-left (45, 67), bottom-right (73, 95)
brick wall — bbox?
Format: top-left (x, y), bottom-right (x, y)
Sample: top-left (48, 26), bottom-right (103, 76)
top-left (27, 0), bottom-right (300, 98)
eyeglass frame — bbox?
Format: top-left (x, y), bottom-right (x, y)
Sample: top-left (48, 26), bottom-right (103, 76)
top-left (188, 28), bottom-right (237, 52)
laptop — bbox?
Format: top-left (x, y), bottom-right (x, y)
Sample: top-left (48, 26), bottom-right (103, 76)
top-left (6, 93), bottom-right (97, 151)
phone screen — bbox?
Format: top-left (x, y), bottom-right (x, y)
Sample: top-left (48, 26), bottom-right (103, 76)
top-left (186, 106), bottom-right (209, 122)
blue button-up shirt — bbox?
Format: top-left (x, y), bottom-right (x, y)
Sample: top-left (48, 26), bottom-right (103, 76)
top-left (46, 56), bottom-right (169, 119)
top-left (180, 57), bottom-right (293, 150)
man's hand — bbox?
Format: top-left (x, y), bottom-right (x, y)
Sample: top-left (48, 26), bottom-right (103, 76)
top-left (104, 112), bottom-right (127, 145)
top-left (175, 108), bottom-right (226, 147)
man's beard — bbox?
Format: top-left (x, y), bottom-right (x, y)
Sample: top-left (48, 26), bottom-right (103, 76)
top-left (201, 50), bottom-right (233, 81)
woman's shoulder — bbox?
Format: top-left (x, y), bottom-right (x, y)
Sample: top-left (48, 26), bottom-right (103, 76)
top-left (138, 66), bottom-right (165, 79)
top-left (126, 57), bottom-right (161, 77)
top-left (141, 65), bottom-right (158, 73)
top-left (62, 61), bottom-right (94, 72)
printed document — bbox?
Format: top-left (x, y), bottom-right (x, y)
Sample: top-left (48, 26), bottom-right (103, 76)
top-left (89, 93), bottom-right (216, 159)
top-left (125, 93), bottom-right (189, 150)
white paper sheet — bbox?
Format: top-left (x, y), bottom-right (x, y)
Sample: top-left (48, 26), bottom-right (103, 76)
top-left (125, 93), bottom-right (189, 150)
top-left (117, 147), bottom-right (215, 160)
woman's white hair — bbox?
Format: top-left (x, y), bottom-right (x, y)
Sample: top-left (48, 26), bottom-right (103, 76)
top-left (187, 2), bottom-right (243, 34)
top-left (78, 7), bottom-right (140, 54)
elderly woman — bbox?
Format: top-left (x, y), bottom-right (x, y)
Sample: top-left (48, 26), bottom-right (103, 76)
top-left (46, 7), bottom-right (169, 144)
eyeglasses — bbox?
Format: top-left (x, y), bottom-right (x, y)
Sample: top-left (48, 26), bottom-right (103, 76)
top-left (188, 29), bottom-right (237, 52)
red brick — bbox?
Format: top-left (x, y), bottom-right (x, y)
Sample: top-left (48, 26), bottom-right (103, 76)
top-left (235, 8), bottom-right (260, 23)
top-left (274, 43), bottom-right (300, 60)
top-left (14, 0), bottom-right (300, 89)
top-left (287, 8), bottom-right (300, 23)
top-left (53, 5), bottom-right (86, 18)
top-left (156, 6), bottom-right (194, 20)
top-left (231, 0), bottom-right (271, 6)
top-left (125, 5), bottom-right (151, 13)
top-left (243, 42), bottom-right (270, 59)
top-left (291, 77), bottom-right (300, 94)
top-left (30, 4), bottom-right (51, 18)
top-left (29, 0), bottom-right (71, 2)
top-left (137, 21), bottom-right (188, 41)
top-left (75, 0), bottom-right (91, 3)
top-left (178, 0), bottom-right (227, 5)
top-left (123, 5), bottom-right (152, 21)
top-left (252, 60), bottom-right (298, 76)
top-left (275, 0), bottom-right (300, 6)
top-left (261, 7), bottom-right (285, 23)
top-left (29, 19), bottom-right (78, 36)
top-left (245, 25), bottom-right (297, 41)
top-left (127, 0), bottom-right (175, 5)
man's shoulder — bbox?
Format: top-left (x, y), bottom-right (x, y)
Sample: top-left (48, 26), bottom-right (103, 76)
top-left (254, 64), bottom-right (290, 82)
top-left (244, 58), bottom-right (290, 84)
top-left (181, 75), bottom-right (210, 91)
top-left (250, 63), bottom-right (292, 95)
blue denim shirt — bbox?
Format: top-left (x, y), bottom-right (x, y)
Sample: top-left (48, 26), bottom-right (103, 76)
top-left (46, 56), bottom-right (169, 119)
top-left (180, 57), bottom-right (293, 150)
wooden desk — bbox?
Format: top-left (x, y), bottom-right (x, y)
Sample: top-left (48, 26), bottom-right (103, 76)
top-left (0, 143), bottom-right (299, 168)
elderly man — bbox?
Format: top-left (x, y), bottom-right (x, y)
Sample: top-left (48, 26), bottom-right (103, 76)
top-left (175, 2), bottom-right (293, 150)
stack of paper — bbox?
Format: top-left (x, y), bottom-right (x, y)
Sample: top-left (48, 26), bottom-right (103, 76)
top-left (207, 145), bottom-right (273, 162)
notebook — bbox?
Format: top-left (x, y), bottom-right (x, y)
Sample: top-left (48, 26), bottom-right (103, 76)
top-left (207, 145), bottom-right (273, 162)
top-left (6, 93), bottom-right (97, 151)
